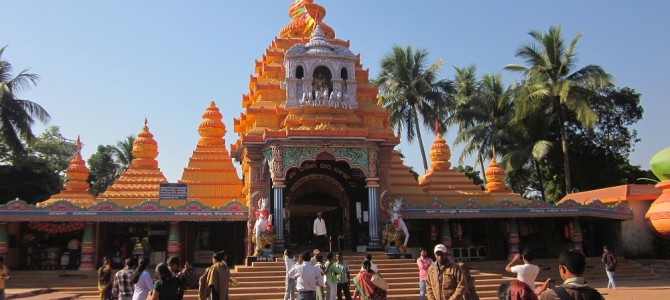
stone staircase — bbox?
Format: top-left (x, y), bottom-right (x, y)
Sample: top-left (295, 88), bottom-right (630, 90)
top-left (8, 254), bottom-right (667, 300)
top-left (227, 252), bottom-right (509, 300)
top-left (468, 256), bottom-right (668, 288)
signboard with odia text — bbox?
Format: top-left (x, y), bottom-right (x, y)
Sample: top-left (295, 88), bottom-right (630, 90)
top-left (159, 183), bottom-right (188, 200)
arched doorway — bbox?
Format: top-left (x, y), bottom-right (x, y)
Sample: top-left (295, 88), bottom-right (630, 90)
top-left (284, 160), bottom-right (367, 252)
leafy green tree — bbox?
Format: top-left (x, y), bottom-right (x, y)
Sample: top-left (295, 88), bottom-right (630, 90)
top-left (0, 157), bottom-right (61, 204)
top-left (560, 86), bottom-right (647, 194)
top-left (373, 45), bottom-right (453, 172)
top-left (505, 26), bottom-right (612, 195)
top-left (29, 126), bottom-right (77, 179)
top-left (88, 145), bottom-right (121, 196)
top-left (0, 45), bottom-right (51, 157)
top-left (506, 86), bottom-right (647, 202)
top-left (456, 165), bottom-right (484, 189)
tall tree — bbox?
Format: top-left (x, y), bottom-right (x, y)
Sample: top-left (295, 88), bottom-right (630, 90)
top-left (373, 45), bottom-right (452, 172)
top-left (112, 135), bottom-right (135, 173)
top-left (505, 26), bottom-right (612, 195)
top-left (501, 113), bottom-right (553, 201)
top-left (451, 67), bottom-right (515, 180)
top-left (0, 157), bottom-right (62, 204)
top-left (88, 145), bottom-right (121, 196)
top-left (29, 126), bottom-right (77, 179)
top-left (0, 45), bottom-right (51, 157)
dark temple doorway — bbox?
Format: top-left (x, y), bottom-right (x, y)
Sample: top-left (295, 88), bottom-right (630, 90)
top-left (284, 159), bottom-right (367, 253)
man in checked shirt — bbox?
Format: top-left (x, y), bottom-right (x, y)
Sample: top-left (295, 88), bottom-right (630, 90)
top-left (112, 257), bottom-right (138, 300)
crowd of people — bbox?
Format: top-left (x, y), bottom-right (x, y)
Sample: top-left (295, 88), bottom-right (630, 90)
top-left (96, 251), bottom-right (231, 300)
top-left (280, 243), bottom-right (609, 300)
top-left (0, 241), bottom-right (613, 300)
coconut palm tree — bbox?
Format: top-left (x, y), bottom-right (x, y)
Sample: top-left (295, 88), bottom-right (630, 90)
top-left (112, 135), bottom-right (135, 172)
top-left (501, 113), bottom-right (553, 201)
top-left (451, 67), bottom-right (515, 180)
top-left (373, 45), bottom-right (452, 172)
top-left (0, 45), bottom-right (50, 157)
top-left (505, 26), bottom-right (612, 194)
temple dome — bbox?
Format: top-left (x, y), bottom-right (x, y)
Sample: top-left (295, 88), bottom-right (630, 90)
top-left (180, 101), bottom-right (245, 207)
top-left (98, 119), bottom-right (168, 206)
top-left (37, 136), bottom-right (98, 208)
top-left (485, 157), bottom-right (506, 192)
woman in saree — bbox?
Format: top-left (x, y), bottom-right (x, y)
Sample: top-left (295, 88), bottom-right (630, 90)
top-left (98, 256), bottom-right (113, 300)
top-left (353, 260), bottom-right (386, 300)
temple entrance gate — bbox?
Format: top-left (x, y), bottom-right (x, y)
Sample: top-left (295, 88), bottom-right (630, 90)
top-left (256, 142), bottom-right (386, 254)
top-left (284, 160), bottom-right (367, 252)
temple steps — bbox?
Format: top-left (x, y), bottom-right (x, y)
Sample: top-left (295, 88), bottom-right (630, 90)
top-left (225, 252), bottom-right (510, 300)
top-left (8, 254), bottom-right (668, 300)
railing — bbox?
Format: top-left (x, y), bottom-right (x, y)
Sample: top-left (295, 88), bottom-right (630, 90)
top-left (452, 246), bottom-right (487, 261)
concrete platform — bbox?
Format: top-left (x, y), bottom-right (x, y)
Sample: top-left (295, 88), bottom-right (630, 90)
top-left (6, 288), bottom-right (52, 300)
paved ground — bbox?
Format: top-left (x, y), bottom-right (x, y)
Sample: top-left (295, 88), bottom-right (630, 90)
top-left (5, 276), bottom-right (670, 299)
top-left (587, 278), bottom-right (670, 299)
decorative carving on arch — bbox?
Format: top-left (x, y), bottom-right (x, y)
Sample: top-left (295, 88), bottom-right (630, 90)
top-left (289, 174), bottom-right (345, 194)
top-left (281, 146), bottom-right (369, 177)
top-left (270, 142), bottom-right (283, 179)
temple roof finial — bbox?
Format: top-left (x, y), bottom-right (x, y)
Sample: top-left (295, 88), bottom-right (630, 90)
top-left (280, 0), bottom-right (335, 38)
top-left (76, 135), bottom-right (82, 153)
top-left (485, 156), bottom-right (506, 192)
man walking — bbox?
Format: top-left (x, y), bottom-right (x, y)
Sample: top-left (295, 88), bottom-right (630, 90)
top-left (505, 248), bottom-right (540, 288)
top-left (426, 244), bottom-right (467, 300)
top-left (536, 250), bottom-right (603, 300)
top-left (289, 251), bottom-right (325, 300)
top-left (284, 249), bottom-right (297, 300)
top-left (112, 257), bottom-right (137, 300)
top-left (313, 212), bottom-right (327, 251)
top-left (417, 248), bottom-right (433, 300)
top-left (601, 246), bottom-right (617, 289)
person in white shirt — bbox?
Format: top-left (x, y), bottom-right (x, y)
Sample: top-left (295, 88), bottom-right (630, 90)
top-left (505, 248), bottom-right (540, 288)
top-left (67, 237), bottom-right (81, 269)
top-left (289, 251), bottom-right (325, 300)
top-left (131, 257), bottom-right (154, 300)
top-left (284, 249), bottom-right (297, 300)
top-left (313, 212), bottom-right (327, 251)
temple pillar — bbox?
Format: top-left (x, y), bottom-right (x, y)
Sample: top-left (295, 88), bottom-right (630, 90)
top-left (273, 180), bottom-right (286, 252)
top-left (167, 222), bottom-right (181, 260)
top-left (571, 218), bottom-right (583, 253)
top-left (507, 219), bottom-right (520, 260)
top-left (440, 220), bottom-right (453, 262)
top-left (0, 222), bottom-right (8, 260)
top-left (79, 222), bottom-right (96, 271)
top-left (366, 178), bottom-right (380, 249)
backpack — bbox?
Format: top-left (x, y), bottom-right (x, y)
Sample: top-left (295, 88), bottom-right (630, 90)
top-left (606, 253), bottom-right (617, 271)
top-left (553, 286), bottom-right (603, 300)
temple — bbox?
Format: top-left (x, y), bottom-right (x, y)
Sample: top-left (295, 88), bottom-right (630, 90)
top-left (2, 0), bottom-right (664, 270)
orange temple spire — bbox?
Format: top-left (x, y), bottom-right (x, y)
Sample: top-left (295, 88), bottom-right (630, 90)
top-left (97, 119), bottom-right (168, 206)
top-left (38, 135), bottom-right (98, 208)
top-left (484, 156), bottom-right (506, 192)
top-left (179, 101), bottom-right (244, 207)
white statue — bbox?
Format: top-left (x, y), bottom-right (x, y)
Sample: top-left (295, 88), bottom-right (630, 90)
top-left (383, 198), bottom-right (410, 252)
top-left (252, 198), bottom-right (274, 256)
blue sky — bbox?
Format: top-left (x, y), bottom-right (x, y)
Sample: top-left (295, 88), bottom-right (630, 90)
top-left (4, 1), bottom-right (669, 182)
